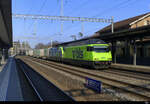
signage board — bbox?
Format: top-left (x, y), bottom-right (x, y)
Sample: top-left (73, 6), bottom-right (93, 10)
top-left (85, 77), bottom-right (102, 93)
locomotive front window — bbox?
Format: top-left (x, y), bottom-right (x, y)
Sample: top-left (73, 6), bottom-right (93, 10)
top-left (87, 46), bottom-right (93, 51)
top-left (93, 46), bottom-right (109, 52)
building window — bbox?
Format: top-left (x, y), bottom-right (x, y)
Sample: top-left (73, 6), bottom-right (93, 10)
top-left (136, 23), bottom-right (138, 27)
top-left (144, 21), bottom-right (147, 25)
top-left (146, 47), bottom-right (150, 57)
top-left (147, 20), bottom-right (150, 25)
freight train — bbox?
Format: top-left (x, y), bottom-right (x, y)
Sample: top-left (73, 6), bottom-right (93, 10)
top-left (28, 39), bottom-right (112, 69)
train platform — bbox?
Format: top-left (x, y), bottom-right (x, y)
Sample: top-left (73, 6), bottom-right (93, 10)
top-left (0, 64), bottom-right (4, 72)
top-left (0, 59), bottom-right (7, 72)
top-left (0, 56), bottom-right (74, 101)
top-left (111, 63), bottom-right (150, 73)
top-left (0, 56), bottom-right (23, 101)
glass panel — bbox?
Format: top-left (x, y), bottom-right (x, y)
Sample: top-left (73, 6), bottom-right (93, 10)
top-left (93, 47), bottom-right (109, 52)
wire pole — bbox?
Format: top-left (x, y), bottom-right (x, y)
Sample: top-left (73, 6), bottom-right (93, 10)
top-left (24, 18), bottom-right (26, 35)
top-left (13, 14), bottom-right (113, 23)
top-left (81, 21), bottom-right (84, 34)
top-left (51, 38), bottom-right (53, 48)
top-left (33, 20), bottom-right (37, 35)
top-left (61, 0), bottom-right (64, 34)
top-left (111, 16), bottom-right (114, 33)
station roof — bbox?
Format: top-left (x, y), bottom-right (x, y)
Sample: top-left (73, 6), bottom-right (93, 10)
top-left (0, 0), bottom-right (12, 48)
top-left (95, 25), bottom-right (150, 41)
top-left (55, 37), bottom-right (93, 47)
top-left (95, 12), bottom-right (149, 35)
top-left (57, 25), bottom-right (150, 46)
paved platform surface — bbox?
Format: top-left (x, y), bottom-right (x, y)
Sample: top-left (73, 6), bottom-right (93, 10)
top-left (111, 63), bottom-right (150, 73)
top-left (0, 66), bottom-right (3, 72)
top-left (0, 57), bottom-right (23, 101)
top-left (0, 61), bottom-right (7, 72)
top-left (0, 56), bottom-right (74, 101)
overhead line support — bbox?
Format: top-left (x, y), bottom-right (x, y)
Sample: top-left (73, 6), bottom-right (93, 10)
top-left (12, 14), bottom-right (113, 23)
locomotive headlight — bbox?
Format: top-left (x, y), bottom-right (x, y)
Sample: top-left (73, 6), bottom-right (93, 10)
top-left (108, 58), bottom-right (112, 60)
top-left (101, 57), bottom-right (106, 59)
top-left (94, 58), bottom-right (99, 61)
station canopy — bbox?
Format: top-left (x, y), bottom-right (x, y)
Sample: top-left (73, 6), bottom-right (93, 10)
top-left (0, 0), bottom-right (12, 48)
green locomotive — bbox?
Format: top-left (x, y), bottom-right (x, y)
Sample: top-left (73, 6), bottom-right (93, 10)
top-left (63, 44), bottom-right (112, 69)
top-left (49, 39), bottom-right (112, 69)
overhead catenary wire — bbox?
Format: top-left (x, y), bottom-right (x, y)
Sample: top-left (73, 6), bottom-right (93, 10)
top-left (93, 0), bottom-right (134, 17)
top-left (26, 0), bottom-right (34, 15)
top-left (53, 0), bottom-right (61, 16)
top-left (18, 0), bottom-right (34, 36)
top-left (45, 0), bottom-right (99, 39)
top-left (52, 0), bottom-right (90, 36)
top-left (18, 0), bottom-right (139, 42)
top-left (31, 0), bottom-right (134, 40)
top-left (112, 0), bottom-right (140, 12)
top-left (27, 0), bottom-right (48, 36)
top-left (65, 0), bottom-right (90, 16)
top-left (84, 0), bottom-right (139, 35)
top-left (62, 0), bottom-right (91, 30)
top-left (63, 0), bottom-right (137, 38)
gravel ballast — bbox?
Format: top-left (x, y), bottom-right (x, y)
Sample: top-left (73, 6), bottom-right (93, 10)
top-left (19, 57), bottom-right (124, 101)
top-left (17, 56), bottom-right (148, 101)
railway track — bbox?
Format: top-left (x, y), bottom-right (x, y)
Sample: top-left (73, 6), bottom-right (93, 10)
top-left (16, 59), bottom-right (42, 101)
top-left (103, 69), bottom-right (150, 81)
top-left (15, 58), bottom-right (75, 101)
top-left (110, 64), bottom-right (150, 75)
top-left (21, 56), bottom-right (150, 101)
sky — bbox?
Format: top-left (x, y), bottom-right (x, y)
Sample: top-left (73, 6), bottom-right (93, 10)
top-left (12, 0), bottom-right (150, 48)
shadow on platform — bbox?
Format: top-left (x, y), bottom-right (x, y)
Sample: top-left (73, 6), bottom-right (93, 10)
top-left (115, 56), bottom-right (150, 66)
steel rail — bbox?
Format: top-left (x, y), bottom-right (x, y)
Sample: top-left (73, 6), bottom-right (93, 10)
top-left (16, 59), bottom-right (44, 101)
top-left (23, 57), bottom-right (150, 101)
top-left (16, 59), bottom-right (75, 101)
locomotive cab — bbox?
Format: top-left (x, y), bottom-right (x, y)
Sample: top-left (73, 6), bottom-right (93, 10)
top-left (87, 45), bottom-right (112, 69)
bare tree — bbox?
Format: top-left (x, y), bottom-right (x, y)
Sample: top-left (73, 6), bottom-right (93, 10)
top-left (82, 36), bottom-right (89, 39)
top-left (46, 41), bottom-right (60, 47)
top-left (70, 35), bottom-right (77, 41)
top-left (78, 32), bottom-right (83, 39)
top-left (35, 43), bottom-right (45, 49)
top-left (34, 41), bottom-right (61, 49)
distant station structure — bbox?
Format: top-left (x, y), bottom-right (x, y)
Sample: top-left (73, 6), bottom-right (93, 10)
top-left (93, 12), bottom-right (150, 66)
top-left (0, 0), bottom-right (12, 64)
top-left (9, 41), bottom-right (31, 56)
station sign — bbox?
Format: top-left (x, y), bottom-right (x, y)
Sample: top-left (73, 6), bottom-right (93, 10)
top-left (85, 77), bottom-right (102, 93)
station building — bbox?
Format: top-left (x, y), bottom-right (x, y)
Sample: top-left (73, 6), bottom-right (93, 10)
top-left (95, 12), bottom-right (150, 66)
